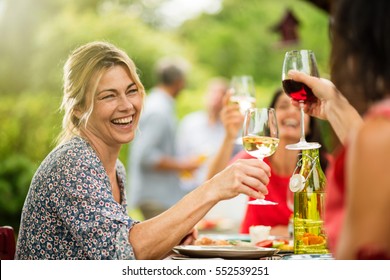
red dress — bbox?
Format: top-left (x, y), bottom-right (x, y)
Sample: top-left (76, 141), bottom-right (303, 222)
top-left (230, 151), bottom-right (293, 234)
top-left (325, 99), bottom-right (390, 259)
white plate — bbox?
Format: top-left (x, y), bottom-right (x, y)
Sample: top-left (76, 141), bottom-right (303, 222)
top-left (173, 245), bottom-right (279, 259)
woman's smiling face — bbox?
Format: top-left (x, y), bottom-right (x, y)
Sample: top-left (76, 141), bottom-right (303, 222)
top-left (274, 93), bottom-right (310, 142)
top-left (82, 64), bottom-right (143, 148)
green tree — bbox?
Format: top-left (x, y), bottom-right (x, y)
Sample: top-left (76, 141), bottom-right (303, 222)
top-left (178, 0), bottom-right (330, 90)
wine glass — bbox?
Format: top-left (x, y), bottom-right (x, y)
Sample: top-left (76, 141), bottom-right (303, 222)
top-left (242, 108), bottom-right (279, 205)
top-left (229, 75), bottom-right (257, 144)
top-left (282, 50), bottom-right (321, 150)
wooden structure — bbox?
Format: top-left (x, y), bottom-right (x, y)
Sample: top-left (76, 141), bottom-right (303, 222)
top-left (272, 8), bottom-right (300, 45)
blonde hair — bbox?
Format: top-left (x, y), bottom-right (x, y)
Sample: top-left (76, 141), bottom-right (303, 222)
top-left (57, 41), bottom-right (145, 145)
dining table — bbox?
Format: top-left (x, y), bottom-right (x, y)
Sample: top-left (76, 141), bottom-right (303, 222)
top-left (165, 233), bottom-right (334, 260)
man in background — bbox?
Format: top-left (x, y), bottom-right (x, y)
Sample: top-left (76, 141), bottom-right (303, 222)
top-left (128, 57), bottom-right (200, 219)
top-left (176, 77), bottom-right (244, 232)
top-left (176, 77), bottom-right (242, 192)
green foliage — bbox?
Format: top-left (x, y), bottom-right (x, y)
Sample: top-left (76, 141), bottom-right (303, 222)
top-left (178, 0), bottom-right (330, 90)
top-left (0, 91), bottom-right (61, 162)
top-left (0, 91), bottom-right (61, 230)
top-left (0, 155), bottom-right (36, 230)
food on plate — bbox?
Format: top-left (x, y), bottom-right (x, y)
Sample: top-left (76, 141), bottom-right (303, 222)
top-left (255, 240), bottom-right (273, 248)
top-left (279, 243), bottom-right (294, 251)
top-left (255, 238), bottom-right (293, 251)
top-left (194, 236), bottom-right (230, 246)
top-left (193, 236), bottom-right (252, 247)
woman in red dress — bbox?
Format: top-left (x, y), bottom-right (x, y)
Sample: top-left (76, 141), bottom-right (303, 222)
top-left (208, 88), bottom-right (328, 236)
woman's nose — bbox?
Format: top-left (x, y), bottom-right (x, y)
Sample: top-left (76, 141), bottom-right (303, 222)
top-left (118, 95), bottom-right (134, 111)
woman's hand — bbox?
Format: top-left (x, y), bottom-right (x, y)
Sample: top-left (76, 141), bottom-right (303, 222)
top-left (287, 70), bottom-right (363, 145)
top-left (206, 158), bottom-right (271, 202)
top-left (179, 227), bottom-right (198, 245)
top-left (287, 70), bottom-right (340, 121)
top-left (220, 91), bottom-right (244, 140)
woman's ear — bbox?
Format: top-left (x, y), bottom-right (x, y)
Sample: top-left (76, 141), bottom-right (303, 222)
top-left (73, 106), bottom-right (82, 119)
top-left (72, 106), bottom-right (84, 127)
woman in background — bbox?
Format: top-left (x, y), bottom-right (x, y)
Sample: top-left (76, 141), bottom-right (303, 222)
top-left (208, 88), bottom-right (328, 236)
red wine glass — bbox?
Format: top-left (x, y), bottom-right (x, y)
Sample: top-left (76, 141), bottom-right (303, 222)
top-left (282, 50), bottom-right (321, 150)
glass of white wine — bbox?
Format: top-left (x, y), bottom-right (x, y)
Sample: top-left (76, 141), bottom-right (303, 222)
top-left (242, 108), bottom-right (279, 205)
top-left (230, 75), bottom-right (257, 144)
top-left (230, 75), bottom-right (257, 114)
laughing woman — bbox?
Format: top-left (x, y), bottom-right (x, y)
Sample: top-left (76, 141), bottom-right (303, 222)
top-left (15, 41), bottom-right (271, 260)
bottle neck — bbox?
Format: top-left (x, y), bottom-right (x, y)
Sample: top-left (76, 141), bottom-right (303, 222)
top-left (301, 148), bottom-right (326, 191)
top-left (301, 148), bottom-right (320, 169)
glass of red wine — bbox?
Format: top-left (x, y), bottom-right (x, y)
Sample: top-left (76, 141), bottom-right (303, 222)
top-left (282, 50), bottom-right (321, 150)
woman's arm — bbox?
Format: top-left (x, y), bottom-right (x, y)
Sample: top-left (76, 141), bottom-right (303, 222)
top-left (130, 158), bottom-right (271, 259)
top-left (336, 116), bottom-right (390, 259)
top-left (206, 93), bottom-right (244, 179)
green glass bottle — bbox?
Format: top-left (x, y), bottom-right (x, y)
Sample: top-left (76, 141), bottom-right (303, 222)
top-left (289, 148), bottom-right (328, 254)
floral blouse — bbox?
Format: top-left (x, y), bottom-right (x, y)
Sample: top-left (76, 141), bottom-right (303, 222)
top-left (15, 137), bottom-right (139, 259)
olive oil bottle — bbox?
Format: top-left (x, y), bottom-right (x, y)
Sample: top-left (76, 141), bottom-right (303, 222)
top-left (289, 148), bottom-right (328, 254)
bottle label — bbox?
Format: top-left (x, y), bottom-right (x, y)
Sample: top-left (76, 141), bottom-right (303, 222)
top-left (289, 174), bottom-right (305, 192)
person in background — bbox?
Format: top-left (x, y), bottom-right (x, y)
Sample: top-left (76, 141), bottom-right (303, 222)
top-left (176, 77), bottom-right (242, 193)
top-left (208, 88), bottom-right (328, 237)
top-left (127, 57), bottom-right (201, 219)
top-left (286, 0), bottom-right (390, 259)
top-left (176, 78), bottom-right (244, 230)
top-left (15, 41), bottom-right (272, 260)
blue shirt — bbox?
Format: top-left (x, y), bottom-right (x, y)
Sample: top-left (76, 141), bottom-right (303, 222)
top-left (15, 137), bottom-right (138, 259)
top-left (128, 88), bottom-right (185, 210)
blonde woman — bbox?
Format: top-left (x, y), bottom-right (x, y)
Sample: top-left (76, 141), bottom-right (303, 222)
top-left (15, 41), bottom-right (271, 260)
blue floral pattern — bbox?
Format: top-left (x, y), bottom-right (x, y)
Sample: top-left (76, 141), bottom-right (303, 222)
top-left (15, 137), bottom-right (139, 259)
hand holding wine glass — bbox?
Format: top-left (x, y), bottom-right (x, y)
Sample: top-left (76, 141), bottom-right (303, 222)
top-left (282, 50), bottom-right (321, 150)
top-left (242, 108), bottom-right (279, 205)
top-left (229, 75), bottom-right (257, 144)
top-left (230, 75), bottom-right (257, 115)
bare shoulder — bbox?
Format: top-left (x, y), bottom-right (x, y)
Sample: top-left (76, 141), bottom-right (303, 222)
top-left (346, 115), bottom-right (390, 198)
top-left (351, 115), bottom-right (390, 158)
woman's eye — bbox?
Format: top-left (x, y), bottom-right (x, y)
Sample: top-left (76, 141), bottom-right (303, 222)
top-left (102, 94), bottom-right (114, 99)
top-left (126, 89), bottom-right (138, 95)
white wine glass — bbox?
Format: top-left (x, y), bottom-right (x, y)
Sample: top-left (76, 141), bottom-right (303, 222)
top-left (229, 75), bottom-right (257, 144)
top-left (282, 50), bottom-right (321, 150)
top-left (242, 108), bottom-right (279, 205)
top-left (230, 75), bottom-right (257, 115)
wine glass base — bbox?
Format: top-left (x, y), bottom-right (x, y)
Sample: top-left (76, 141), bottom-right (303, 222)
top-left (285, 142), bottom-right (321, 150)
top-left (248, 199), bottom-right (278, 205)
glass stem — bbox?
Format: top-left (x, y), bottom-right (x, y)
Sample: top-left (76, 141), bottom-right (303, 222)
top-left (299, 101), bottom-right (306, 143)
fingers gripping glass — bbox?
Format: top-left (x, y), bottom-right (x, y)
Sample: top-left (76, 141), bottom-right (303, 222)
top-left (282, 50), bottom-right (321, 150)
top-left (242, 108), bottom-right (279, 205)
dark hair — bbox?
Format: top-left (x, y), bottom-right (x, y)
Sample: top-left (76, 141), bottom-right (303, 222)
top-left (154, 57), bottom-right (188, 86)
top-left (270, 88), bottom-right (329, 170)
top-left (331, 0), bottom-right (390, 114)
